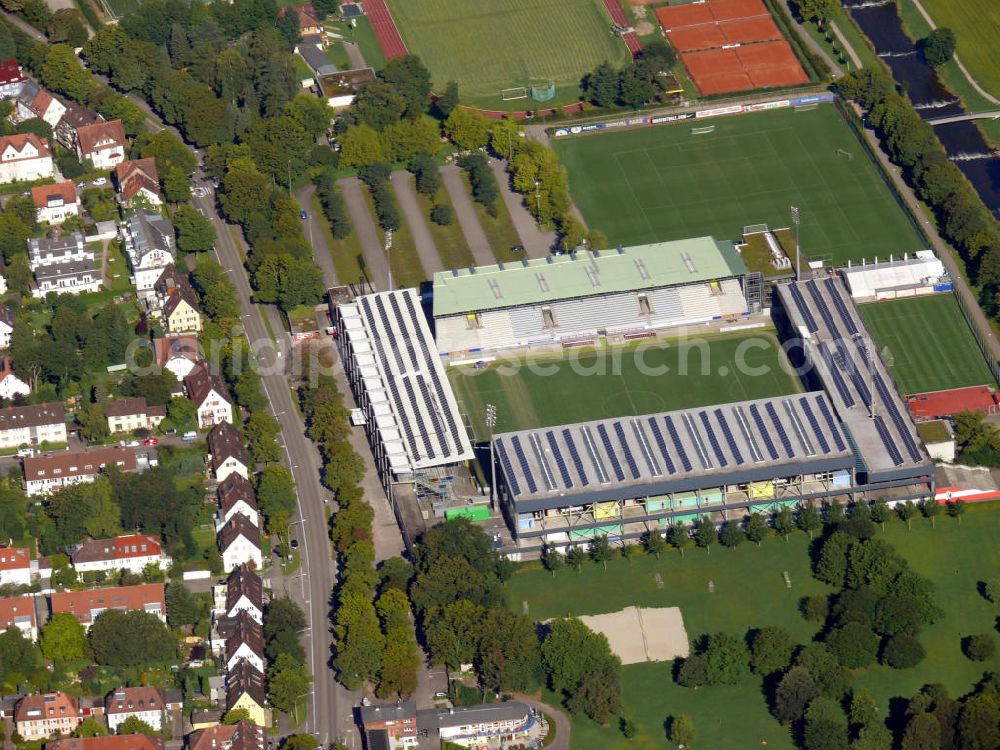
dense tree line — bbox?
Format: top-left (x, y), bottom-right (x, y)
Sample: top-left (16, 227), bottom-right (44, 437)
top-left (358, 164), bottom-right (400, 232)
top-left (582, 40), bottom-right (680, 110)
top-left (457, 153), bottom-right (498, 216)
top-left (263, 598), bottom-right (312, 714)
top-left (314, 168), bottom-right (352, 240)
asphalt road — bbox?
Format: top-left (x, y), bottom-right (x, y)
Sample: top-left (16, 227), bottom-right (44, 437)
top-left (339, 176), bottom-right (389, 290)
top-left (489, 159), bottom-right (556, 259)
top-left (295, 184), bottom-right (340, 287)
top-left (390, 170), bottom-right (441, 275)
top-left (439, 164), bottom-right (495, 267)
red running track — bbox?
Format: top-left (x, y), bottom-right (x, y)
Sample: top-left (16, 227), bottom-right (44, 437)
top-left (601, 0), bottom-right (643, 56)
top-left (364, 0), bottom-right (408, 59)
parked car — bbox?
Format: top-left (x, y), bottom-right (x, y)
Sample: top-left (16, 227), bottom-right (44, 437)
top-left (16, 447), bottom-right (34, 457)
top-left (92, 177), bottom-right (107, 186)
top-left (143, 437), bottom-right (159, 446)
top-left (290, 539), bottom-right (299, 550)
top-left (182, 431), bottom-right (197, 442)
top-left (299, 208), bottom-right (307, 219)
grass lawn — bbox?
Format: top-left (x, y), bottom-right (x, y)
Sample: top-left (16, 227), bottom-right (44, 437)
top-left (449, 331), bottom-right (802, 437)
top-left (916, 0), bottom-right (1000, 101)
top-left (342, 16), bottom-right (386, 71)
top-left (505, 507), bottom-right (1000, 750)
top-left (858, 293), bottom-right (995, 395)
top-left (361, 186), bottom-right (426, 288)
top-left (103, 240), bottom-right (131, 293)
top-left (416, 185), bottom-right (474, 270)
top-left (554, 104), bottom-right (925, 267)
top-left (458, 170), bottom-right (523, 263)
top-left (385, 0), bottom-right (630, 109)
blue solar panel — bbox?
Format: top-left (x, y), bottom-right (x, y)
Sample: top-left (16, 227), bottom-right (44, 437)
top-left (713, 409), bottom-right (744, 464)
top-left (873, 416), bottom-right (904, 466)
top-left (631, 420), bottom-right (663, 476)
top-left (805, 280), bottom-right (840, 339)
top-left (733, 407), bottom-right (764, 463)
top-left (682, 413), bottom-right (712, 469)
top-left (788, 284), bottom-right (819, 332)
top-left (748, 404), bottom-right (779, 460)
top-left (825, 278), bottom-right (859, 335)
top-left (699, 412), bottom-right (728, 467)
top-left (509, 436), bottom-right (538, 494)
top-left (614, 422), bottom-right (642, 479)
top-left (765, 402), bottom-right (795, 458)
top-left (529, 432), bottom-right (557, 492)
top-left (798, 397), bottom-right (830, 453)
top-left (546, 432), bottom-right (573, 488)
top-left (872, 371), bottom-right (923, 463)
top-left (597, 424), bottom-right (626, 481)
top-left (561, 430), bottom-right (589, 487)
top-left (663, 416), bottom-right (692, 472)
top-left (847, 342), bottom-right (874, 409)
top-left (646, 418), bottom-right (677, 474)
top-left (821, 343), bottom-right (856, 408)
top-left (495, 440), bottom-right (522, 496)
top-left (582, 426), bottom-right (611, 484)
top-left (815, 396), bottom-right (847, 452)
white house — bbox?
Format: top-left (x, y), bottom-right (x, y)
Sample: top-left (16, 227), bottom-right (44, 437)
top-left (121, 211), bottom-right (175, 295)
top-left (70, 534), bottom-right (171, 575)
top-left (223, 611), bottom-right (265, 674)
top-left (105, 686), bottom-right (174, 733)
top-left (0, 356), bottom-right (30, 400)
top-left (22, 446), bottom-right (137, 497)
top-left (208, 421), bottom-right (249, 483)
top-left (0, 547), bottom-right (31, 587)
top-left (185, 367), bottom-right (233, 429)
top-left (219, 514), bottom-right (262, 573)
top-left (0, 401), bottom-right (67, 450)
top-left (217, 474), bottom-right (260, 529)
top-left (115, 158), bottom-right (161, 207)
top-left (221, 564), bottom-right (263, 624)
top-left (0, 595), bottom-right (38, 641)
top-left (0, 133), bottom-right (53, 183)
top-left (32, 181), bottom-right (79, 225)
top-left (28, 233), bottom-right (100, 297)
top-left (76, 119), bottom-right (126, 171)
top-left (104, 397), bottom-right (166, 434)
top-left (0, 303), bottom-right (13, 349)
top-left (14, 84), bottom-right (66, 128)
top-left (154, 336), bottom-right (201, 380)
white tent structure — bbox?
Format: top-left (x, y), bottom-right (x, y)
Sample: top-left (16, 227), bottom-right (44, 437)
top-left (841, 251), bottom-right (948, 300)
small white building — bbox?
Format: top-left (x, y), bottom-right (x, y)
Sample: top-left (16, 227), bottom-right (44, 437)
top-left (76, 119), bottom-right (126, 171)
top-left (105, 397), bottom-right (166, 434)
top-left (219, 514), bottom-right (262, 573)
top-left (207, 421), bottom-right (249, 483)
top-left (22, 446), bottom-right (137, 497)
top-left (154, 336), bottom-right (201, 380)
top-left (0, 401), bottom-right (67, 450)
top-left (185, 367), bottom-right (233, 429)
top-left (217, 474), bottom-right (260, 529)
top-left (115, 158), bottom-right (162, 207)
top-left (14, 84), bottom-right (66, 128)
top-left (223, 612), bottom-right (265, 674)
top-left (0, 547), bottom-right (31, 587)
top-left (0, 356), bottom-right (30, 400)
top-left (217, 564), bottom-right (263, 624)
top-left (28, 233), bottom-right (100, 297)
top-left (0, 304), bottom-right (14, 350)
top-left (0, 595), bottom-right (38, 641)
top-left (70, 534), bottom-right (170, 575)
top-left (32, 181), bottom-right (79, 225)
top-left (0, 133), bottom-right (54, 183)
top-left (105, 686), bottom-right (171, 733)
top-left (842, 251), bottom-right (949, 300)
top-left (120, 211), bottom-right (176, 296)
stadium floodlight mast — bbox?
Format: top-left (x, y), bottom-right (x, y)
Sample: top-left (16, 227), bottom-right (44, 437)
top-left (791, 205), bottom-right (802, 281)
top-left (486, 404), bottom-right (497, 505)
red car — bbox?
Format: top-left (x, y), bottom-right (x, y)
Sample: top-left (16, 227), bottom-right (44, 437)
top-left (143, 437), bottom-right (159, 446)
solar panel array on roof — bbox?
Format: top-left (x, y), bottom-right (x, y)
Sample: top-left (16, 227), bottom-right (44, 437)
top-left (494, 392), bottom-right (852, 503)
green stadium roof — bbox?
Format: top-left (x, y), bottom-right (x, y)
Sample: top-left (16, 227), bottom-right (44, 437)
top-left (432, 236), bottom-right (747, 317)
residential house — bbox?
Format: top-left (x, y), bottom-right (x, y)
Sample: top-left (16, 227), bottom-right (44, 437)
top-left (48, 734), bottom-right (166, 750)
top-left (14, 693), bottom-right (81, 740)
top-left (0, 133), bottom-right (53, 183)
top-left (0, 303), bottom-right (14, 349)
top-left (189, 710), bottom-right (222, 732)
top-left (0, 356), bottom-right (29, 399)
top-left (317, 68), bottom-right (376, 109)
top-left (105, 397), bottom-right (166, 434)
top-left (28, 233), bottom-right (100, 297)
top-left (76, 119), bottom-right (126, 171)
top-left (185, 367), bottom-right (233, 429)
top-left (207, 421), bottom-right (248, 483)
top-left (50, 582), bottom-right (166, 629)
top-left (0, 402), bottom-right (67, 450)
top-left (188, 721), bottom-right (263, 750)
top-left (71, 534), bottom-right (170, 576)
top-left (225, 660), bottom-right (269, 727)
top-left (14, 84), bottom-right (66, 128)
top-left (358, 703), bottom-right (418, 750)
top-left (22, 446), bottom-right (138, 497)
top-left (417, 702), bottom-right (534, 745)
top-left (115, 158), bottom-right (161, 207)
top-left (217, 475), bottom-right (260, 529)
top-left (121, 211), bottom-right (175, 295)
top-left (0, 547), bottom-right (31, 587)
top-left (223, 610), bottom-right (265, 674)
top-left (32, 181), bottom-right (80, 225)
top-left (280, 3), bottom-right (322, 35)
top-left (152, 267), bottom-right (202, 334)
top-left (153, 336), bottom-right (201, 380)
top-left (0, 595), bottom-right (37, 640)
top-left (0, 59), bottom-right (25, 98)
top-left (219, 514), bottom-right (261, 573)
top-left (104, 686), bottom-right (174, 733)
top-left (55, 103), bottom-right (102, 151)
top-left (220, 563), bottom-right (263, 624)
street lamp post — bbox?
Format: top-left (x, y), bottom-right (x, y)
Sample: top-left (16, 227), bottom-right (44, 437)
top-left (791, 205), bottom-right (801, 281)
top-left (486, 404), bottom-right (497, 507)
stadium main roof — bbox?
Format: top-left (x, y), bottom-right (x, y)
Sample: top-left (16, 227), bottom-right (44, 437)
top-left (432, 237), bottom-right (747, 317)
top-left (494, 392), bottom-right (854, 512)
top-left (338, 289), bottom-right (474, 473)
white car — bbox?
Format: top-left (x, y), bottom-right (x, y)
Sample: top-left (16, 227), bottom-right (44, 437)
top-left (92, 177), bottom-right (107, 186)
top-left (16, 447), bottom-right (34, 458)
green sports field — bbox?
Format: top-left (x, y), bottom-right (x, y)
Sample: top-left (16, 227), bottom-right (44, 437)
top-left (858, 293), bottom-right (995, 395)
top-left (920, 0), bottom-right (1000, 100)
top-left (554, 105), bottom-right (925, 267)
top-left (449, 332), bottom-right (802, 438)
top-left (384, 0), bottom-right (631, 108)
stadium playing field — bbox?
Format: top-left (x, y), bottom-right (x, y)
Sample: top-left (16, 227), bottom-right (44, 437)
top-left (859, 293), bottom-right (995, 395)
top-left (449, 332), bottom-right (802, 437)
top-left (554, 105), bottom-right (925, 266)
top-left (384, 0), bottom-right (631, 108)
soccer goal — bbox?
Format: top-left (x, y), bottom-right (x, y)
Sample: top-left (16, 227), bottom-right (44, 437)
top-left (743, 223), bottom-right (769, 236)
top-left (836, 148), bottom-right (854, 161)
top-left (794, 103), bottom-right (818, 112)
top-left (691, 125), bottom-right (715, 135)
top-left (500, 86), bottom-right (529, 101)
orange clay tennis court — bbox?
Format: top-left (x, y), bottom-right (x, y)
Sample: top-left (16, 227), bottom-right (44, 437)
top-left (655, 0), bottom-right (808, 95)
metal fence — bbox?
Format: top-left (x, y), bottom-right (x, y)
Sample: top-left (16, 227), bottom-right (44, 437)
top-left (951, 289), bottom-right (1000, 386)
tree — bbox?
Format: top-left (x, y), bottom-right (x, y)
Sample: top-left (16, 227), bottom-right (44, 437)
top-left (920, 499), bottom-right (941, 528)
top-left (566, 544), bottom-right (585, 573)
top-left (276, 7), bottom-right (301, 51)
top-left (897, 501), bottom-right (918, 529)
top-left (47, 9), bottom-right (87, 47)
top-left (42, 44), bottom-right (93, 102)
top-left (257, 465), bottom-right (297, 527)
top-left (854, 724), bottom-right (893, 750)
top-left (74, 718), bottom-right (109, 738)
top-left (166, 582), bottom-right (199, 629)
top-left (642, 529), bottom-right (667, 559)
top-left (901, 712), bottom-right (941, 750)
top-left (566, 667), bottom-right (621, 724)
top-left (957, 692), bottom-right (1000, 750)
top-left (920, 28), bottom-right (956, 67)
top-left (881, 633), bottom-right (925, 669)
top-left (430, 204), bottom-right (452, 226)
top-left (222, 708), bottom-right (251, 724)
top-left (432, 81), bottom-right (459, 119)
top-left (283, 735), bottom-right (318, 750)
top-left (668, 714), bottom-right (696, 747)
top-left (542, 618), bottom-right (620, 695)
top-left (774, 506), bottom-right (795, 540)
top-left (849, 687), bottom-right (879, 730)
top-left (589, 534), bottom-right (613, 571)
top-left (669, 523), bottom-right (692, 557)
top-left (796, 0), bottom-right (840, 26)
top-left (798, 503), bottom-right (822, 538)
top-left (585, 61), bottom-right (620, 108)
top-left (963, 633), bottom-right (995, 662)
top-left (701, 632), bottom-right (750, 685)
top-left (117, 716), bottom-right (157, 736)
top-left (89, 609), bottom-right (176, 667)
top-left (39, 612), bottom-right (86, 662)
top-left (815, 531), bottom-right (852, 587)
top-left (749, 626), bottom-right (795, 676)
top-left (378, 627), bottom-right (420, 698)
top-left (444, 107), bottom-right (490, 151)
top-left (338, 124), bottom-right (384, 169)
top-left (265, 597), bottom-right (308, 664)
top-left (774, 666), bottom-right (819, 724)
top-left (719, 520), bottom-right (745, 549)
top-left (173, 204), bottom-right (216, 252)
top-left (871, 500), bottom-right (892, 530)
top-left (827, 623), bottom-right (878, 669)
top-left (268, 653), bottom-right (312, 713)
top-left (947, 499), bottom-right (965, 523)
top-left (541, 542), bottom-right (564, 577)
top-left (693, 516), bottom-right (715, 554)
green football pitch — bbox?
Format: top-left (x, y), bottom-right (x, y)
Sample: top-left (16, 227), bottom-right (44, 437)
top-left (384, 0), bottom-right (631, 108)
top-left (448, 332), bottom-right (802, 438)
top-left (858, 293), bottom-right (995, 395)
top-left (554, 105), bottom-right (925, 267)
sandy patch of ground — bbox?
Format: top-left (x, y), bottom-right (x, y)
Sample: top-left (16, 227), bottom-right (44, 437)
top-left (578, 606), bottom-right (689, 664)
